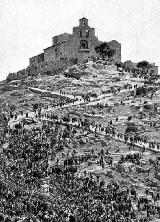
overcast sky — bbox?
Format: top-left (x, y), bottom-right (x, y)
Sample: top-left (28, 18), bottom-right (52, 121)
top-left (0, 0), bottom-right (160, 80)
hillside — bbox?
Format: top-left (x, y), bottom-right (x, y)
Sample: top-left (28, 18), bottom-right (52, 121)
top-left (0, 60), bottom-right (160, 221)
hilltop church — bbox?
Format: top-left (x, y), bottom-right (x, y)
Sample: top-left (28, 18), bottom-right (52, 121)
top-left (29, 17), bottom-right (121, 66)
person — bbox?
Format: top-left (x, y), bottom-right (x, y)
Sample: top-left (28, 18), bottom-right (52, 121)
top-left (147, 168), bottom-right (150, 176)
top-left (142, 145), bottom-right (145, 153)
top-left (91, 148), bottom-right (94, 154)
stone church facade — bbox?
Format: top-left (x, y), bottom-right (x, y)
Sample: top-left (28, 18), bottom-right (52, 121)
top-left (29, 17), bottom-right (121, 66)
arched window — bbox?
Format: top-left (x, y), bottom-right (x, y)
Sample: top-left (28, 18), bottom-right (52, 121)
top-left (80, 40), bottom-right (88, 49)
top-left (86, 30), bottom-right (89, 37)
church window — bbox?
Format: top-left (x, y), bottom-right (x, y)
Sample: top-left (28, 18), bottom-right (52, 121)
top-left (79, 30), bottom-right (82, 37)
top-left (80, 40), bottom-right (88, 49)
top-left (86, 30), bottom-right (89, 37)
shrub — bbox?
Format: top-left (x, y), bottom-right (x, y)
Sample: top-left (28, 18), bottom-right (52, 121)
top-left (127, 116), bottom-right (132, 121)
top-left (136, 87), bottom-right (148, 96)
top-left (125, 123), bottom-right (138, 133)
top-left (95, 42), bottom-right (115, 60)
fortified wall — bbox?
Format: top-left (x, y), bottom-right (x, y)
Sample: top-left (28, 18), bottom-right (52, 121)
top-left (6, 69), bottom-right (28, 82)
top-left (6, 58), bottom-right (77, 81)
top-left (27, 58), bottom-right (77, 76)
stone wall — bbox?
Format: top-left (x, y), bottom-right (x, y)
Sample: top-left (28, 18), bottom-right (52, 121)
top-left (6, 58), bottom-right (77, 82)
top-left (28, 58), bottom-right (77, 76)
top-left (108, 40), bottom-right (121, 63)
top-left (44, 46), bottom-right (55, 62)
top-left (6, 70), bottom-right (27, 81)
top-left (52, 33), bottom-right (71, 45)
top-left (29, 87), bottom-right (69, 99)
top-left (44, 42), bottom-right (68, 63)
top-left (3, 85), bottom-right (19, 91)
top-left (30, 53), bottom-right (44, 66)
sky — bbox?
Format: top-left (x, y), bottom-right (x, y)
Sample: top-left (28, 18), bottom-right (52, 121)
top-left (0, 0), bottom-right (160, 80)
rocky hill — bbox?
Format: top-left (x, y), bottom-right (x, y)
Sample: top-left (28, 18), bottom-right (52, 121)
top-left (0, 60), bottom-right (160, 221)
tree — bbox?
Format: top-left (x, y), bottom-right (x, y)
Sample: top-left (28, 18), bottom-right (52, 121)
top-left (115, 62), bottom-right (124, 68)
top-left (137, 60), bottom-right (151, 71)
top-left (95, 42), bottom-right (115, 60)
top-left (115, 62), bottom-right (124, 71)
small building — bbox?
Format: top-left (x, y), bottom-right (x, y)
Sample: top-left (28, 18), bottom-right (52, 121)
top-left (148, 63), bottom-right (159, 76)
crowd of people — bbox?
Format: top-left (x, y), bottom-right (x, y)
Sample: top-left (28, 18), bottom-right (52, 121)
top-left (0, 104), bottom-right (160, 221)
top-left (1, 58), bottom-right (160, 221)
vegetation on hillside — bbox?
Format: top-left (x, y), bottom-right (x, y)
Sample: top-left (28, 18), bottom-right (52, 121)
top-left (137, 60), bottom-right (152, 71)
top-left (95, 42), bottom-right (116, 60)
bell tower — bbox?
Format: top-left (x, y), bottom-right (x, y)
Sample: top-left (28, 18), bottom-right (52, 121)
top-left (72, 17), bottom-right (98, 63)
top-left (78, 17), bottom-right (90, 49)
top-left (79, 17), bottom-right (88, 27)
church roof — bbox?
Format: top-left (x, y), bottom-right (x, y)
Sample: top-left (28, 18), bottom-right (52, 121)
top-left (80, 17), bottom-right (88, 20)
